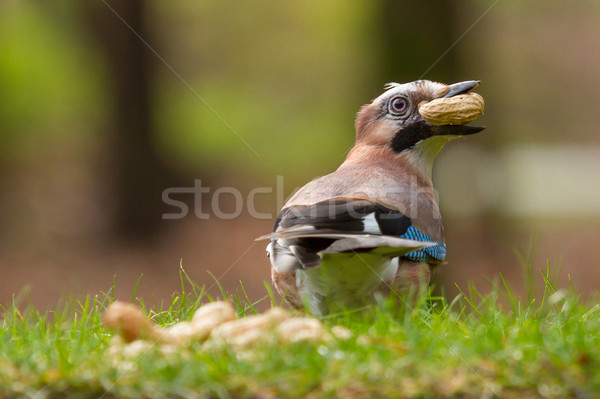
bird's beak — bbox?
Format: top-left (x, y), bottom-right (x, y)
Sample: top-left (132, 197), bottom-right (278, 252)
top-left (432, 124), bottom-right (485, 136)
top-left (442, 80), bottom-right (481, 98)
top-left (432, 80), bottom-right (485, 135)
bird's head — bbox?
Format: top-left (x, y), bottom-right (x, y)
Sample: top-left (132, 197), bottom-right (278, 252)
top-left (353, 80), bottom-right (485, 177)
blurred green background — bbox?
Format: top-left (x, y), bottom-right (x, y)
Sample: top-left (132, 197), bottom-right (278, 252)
top-left (1, 0), bottom-right (599, 308)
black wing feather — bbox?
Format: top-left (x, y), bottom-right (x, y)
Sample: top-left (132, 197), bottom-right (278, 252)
top-left (276, 198), bottom-right (411, 235)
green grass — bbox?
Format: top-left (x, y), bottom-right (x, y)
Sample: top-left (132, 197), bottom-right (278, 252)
top-left (1, 266), bottom-right (599, 399)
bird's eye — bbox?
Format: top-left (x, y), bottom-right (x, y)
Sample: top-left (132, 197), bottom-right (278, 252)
top-left (389, 97), bottom-right (408, 114)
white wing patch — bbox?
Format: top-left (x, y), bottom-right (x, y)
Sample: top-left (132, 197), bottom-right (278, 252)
top-left (361, 212), bottom-right (381, 234)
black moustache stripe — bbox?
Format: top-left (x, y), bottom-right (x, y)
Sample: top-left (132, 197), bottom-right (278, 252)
top-left (390, 121), bottom-right (432, 153)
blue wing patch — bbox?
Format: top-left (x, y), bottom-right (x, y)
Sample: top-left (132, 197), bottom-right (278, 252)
top-left (399, 226), bottom-right (446, 262)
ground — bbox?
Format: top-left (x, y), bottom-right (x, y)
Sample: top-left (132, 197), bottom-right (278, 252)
top-left (1, 268), bottom-right (599, 398)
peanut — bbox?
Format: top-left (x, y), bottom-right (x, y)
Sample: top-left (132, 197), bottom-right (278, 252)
top-left (161, 321), bottom-right (204, 345)
top-left (277, 317), bottom-right (325, 343)
top-left (211, 308), bottom-right (289, 347)
top-left (101, 301), bottom-right (159, 342)
top-left (418, 92), bottom-right (484, 125)
top-left (162, 302), bottom-right (236, 344)
top-left (192, 301), bottom-right (236, 332)
top-left (103, 300), bottom-right (356, 358)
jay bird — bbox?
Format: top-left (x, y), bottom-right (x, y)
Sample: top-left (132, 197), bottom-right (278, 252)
top-left (258, 80), bottom-right (484, 315)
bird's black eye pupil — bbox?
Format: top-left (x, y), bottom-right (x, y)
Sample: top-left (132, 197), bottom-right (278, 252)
top-left (390, 97), bottom-right (407, 113)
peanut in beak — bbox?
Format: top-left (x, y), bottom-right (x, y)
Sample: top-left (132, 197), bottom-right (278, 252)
top-left (418, 92), bottom-right (484, 126)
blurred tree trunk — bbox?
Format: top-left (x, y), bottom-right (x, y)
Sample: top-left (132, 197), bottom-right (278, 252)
top-left (85, 0), bottom-right (173, 242)
top-left (379, 1), bottom-right (459, 82)
top-left (379, 1), bottom-right (463, 293)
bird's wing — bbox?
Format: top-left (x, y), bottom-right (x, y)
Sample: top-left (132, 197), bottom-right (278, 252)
top-left (259, 198), bottom-right (446, 270)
